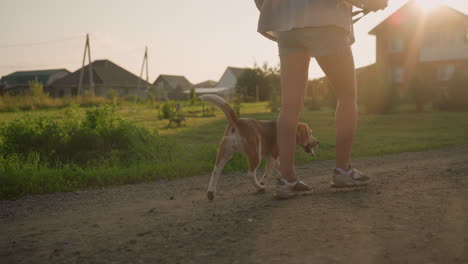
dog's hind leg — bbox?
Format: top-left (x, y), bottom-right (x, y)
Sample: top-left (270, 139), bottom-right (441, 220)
top-left (207, 137), bottom-right (233, 201)
top-left (258, 157), bottom-right (277, 186)
top-left (246, 147), bottom-right (264, 192)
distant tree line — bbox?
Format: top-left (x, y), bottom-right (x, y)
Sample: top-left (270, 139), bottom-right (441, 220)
top-left (235, 62), bottom-right (468, 113)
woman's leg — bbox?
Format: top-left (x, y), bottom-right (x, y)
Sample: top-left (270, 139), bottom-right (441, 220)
top-left (316, 46), bottom-right (357, 171)
top-left (277, 52), bottom-right (311, 183)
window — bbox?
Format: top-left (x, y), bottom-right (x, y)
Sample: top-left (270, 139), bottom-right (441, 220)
top-left (389, 38), bottom-right (404, 52)
top-left (437, 64), bottom-right (455, 81)
top-left (391, 67), bottom-right (404, 84)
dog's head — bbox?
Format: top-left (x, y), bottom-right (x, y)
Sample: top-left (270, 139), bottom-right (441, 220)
top-left (296, 123), bottom-right (319, 157)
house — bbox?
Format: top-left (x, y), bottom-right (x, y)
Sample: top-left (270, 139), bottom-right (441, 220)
top-left (50, 59), bottom-right (151, 98)
top-left (153, 75), bottom-right (192, 100)
top-left (191, 67), bottom-right (247, 99)
top-left (0, 69), bottom-right (70, 95)
top-left (368, 0), bottom-right (468, 92)
top-left (194, 80), bottom-right (217, 88)
top-left (216, 67), bottom-right (246, 91)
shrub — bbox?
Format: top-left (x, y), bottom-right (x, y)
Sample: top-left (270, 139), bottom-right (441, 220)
top-left (0, 105), bottom-right (177, 166)
top-left (28, 77), bottom-right (47, 98)
top-left (160, 101), bottom-right (174, 119)
top-left (432, 71), bottom-right (468, 111)
top-left (409, 65), bottom-right (437, 112)
top-left (305, 97), bottom-right (322, 111)
top-left (447, 72), bottom-right (468, 110)
top-left (189, 87), bottom-right (198, 105)
top-left (359, 68), bottom-right (398, 114)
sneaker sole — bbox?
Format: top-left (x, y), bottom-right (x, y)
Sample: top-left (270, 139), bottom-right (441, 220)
top-left (329, 180), bottom-right (370, 188)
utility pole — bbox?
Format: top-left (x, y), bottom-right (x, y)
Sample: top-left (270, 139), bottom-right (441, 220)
top-left (78, 33), bottom-right (94, 95)
top-left (137, 46), bottom-right (150, 96)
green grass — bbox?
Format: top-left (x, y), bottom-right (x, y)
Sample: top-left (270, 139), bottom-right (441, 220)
top-left (0, 101), bottom-right (467, 199)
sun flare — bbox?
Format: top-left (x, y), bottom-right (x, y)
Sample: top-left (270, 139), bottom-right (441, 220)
top-left (414, 0), bottom-right (462, 11)
top-left (415, 0), bottom-right (443, 11)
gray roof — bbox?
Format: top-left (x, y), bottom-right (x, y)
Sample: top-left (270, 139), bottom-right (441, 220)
top-left (194, 80), bottom-right (217, 88)
top-left (227, 67), bottom-right (247, 79)
top-left (51, 60), bottom-right (151, 88)
top-left (154, 75), bottom-right (192, 90)
top-left (1, 69), bottom-right (70, 88)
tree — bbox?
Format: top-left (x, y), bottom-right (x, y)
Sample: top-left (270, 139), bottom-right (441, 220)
top-left (235, 62), bottom-right (280, 102)
top-left (360, 67), bottom-right (398, 114)
top-left (235, 68), bottom-right (264, 101)
top-left (28, 77), bottom-right (46, 98)
top-left (448, 71), bottom-right (468, 110)
top-left (409, 65), bottom-right (437, 112)
top-left (189, 87), bottom-right (198, 105)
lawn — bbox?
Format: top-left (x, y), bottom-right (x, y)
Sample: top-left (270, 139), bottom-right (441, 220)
top-left (0, 101), bottom-right (467, 199)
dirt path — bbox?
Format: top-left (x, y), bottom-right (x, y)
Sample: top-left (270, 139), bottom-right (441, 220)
top-left (1, 146), bottom-right (468, 264)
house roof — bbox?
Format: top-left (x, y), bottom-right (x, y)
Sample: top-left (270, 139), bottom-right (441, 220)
top-left (0, 69), bottom-right (70, 88)
top-left (369, 1), bottom-right (468, 35)
top-left (51, 60), bottom-right (151, 88)
top-left (154, 75), bottom-right (192, 90)
top-left (226, 67), bottom-right (247, 79)
top-left (194, 80), bottom-right (217, 88)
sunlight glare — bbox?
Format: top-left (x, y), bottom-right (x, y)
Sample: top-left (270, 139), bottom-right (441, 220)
top-left (415, 0), bottom-right (443, 11)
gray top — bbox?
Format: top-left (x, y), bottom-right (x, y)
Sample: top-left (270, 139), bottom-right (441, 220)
top-left (255, 0), bottom-right (364, 42)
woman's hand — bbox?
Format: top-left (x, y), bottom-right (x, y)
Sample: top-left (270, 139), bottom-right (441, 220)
top-left (365, 0), bottom-right (389, 11)
top-left (345, 0), bottom-right (389, 12)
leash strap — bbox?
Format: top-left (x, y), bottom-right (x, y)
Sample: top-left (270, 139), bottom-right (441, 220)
top-left (352, 9), bottom-right (370, 24)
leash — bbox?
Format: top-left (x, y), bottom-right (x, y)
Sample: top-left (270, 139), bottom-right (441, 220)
top-left (352, 9), bottom-right (370, 24)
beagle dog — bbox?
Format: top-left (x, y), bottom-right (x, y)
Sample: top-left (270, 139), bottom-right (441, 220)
top-left (200, 94), bottom-right (319, 201)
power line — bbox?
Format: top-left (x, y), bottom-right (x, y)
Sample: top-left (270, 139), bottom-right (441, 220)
top-left (0, 35), bottom-right (85, 49)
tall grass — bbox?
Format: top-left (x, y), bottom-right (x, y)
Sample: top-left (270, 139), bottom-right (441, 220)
top-left (0, 105), bottom-right (180, 198)
top-left (0, 94), bottom-right (114, 112)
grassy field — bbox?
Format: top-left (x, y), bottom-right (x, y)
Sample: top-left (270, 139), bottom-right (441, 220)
top-left (0, 101), bottom-right (467, 199)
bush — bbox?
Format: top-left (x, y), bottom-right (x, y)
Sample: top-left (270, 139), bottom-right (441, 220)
top-left (359, 69), bottom-right (398, 114)
top-left (0, 94), bottom-right (114, 112)
top-left (0, 105), bottom-right (177, 166)
top-left (305, 97), bottom-right (322, 111)
top-left (268, 89), bottom-right (280, 113)
top-left (160, 102), bottom-right (174, 119)
top-left (409, 65), bottom-right (437, 112)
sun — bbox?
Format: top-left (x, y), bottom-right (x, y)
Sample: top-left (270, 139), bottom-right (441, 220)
top-left (414, 0), bottom-right (443, 11)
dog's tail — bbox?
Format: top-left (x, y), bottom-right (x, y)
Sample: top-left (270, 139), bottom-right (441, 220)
top-left (200, 94), bottom-right (238, 127)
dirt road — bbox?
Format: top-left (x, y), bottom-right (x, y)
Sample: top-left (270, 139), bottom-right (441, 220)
top-left (1, 146), bottom-right (468, 264)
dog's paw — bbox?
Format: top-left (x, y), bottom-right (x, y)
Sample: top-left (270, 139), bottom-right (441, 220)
top-left (207, 191), bottom-right (214, 201)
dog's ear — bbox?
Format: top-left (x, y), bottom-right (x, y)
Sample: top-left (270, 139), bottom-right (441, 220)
top-left (296, 123), bottom-right (310, 146)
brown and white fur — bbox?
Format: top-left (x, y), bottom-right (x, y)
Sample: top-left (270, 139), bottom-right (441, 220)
top-left (200, 94), bottom-right (319, 201)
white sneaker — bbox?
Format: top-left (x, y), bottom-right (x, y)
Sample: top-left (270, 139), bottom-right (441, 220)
top-left (275, 179), bottom-right (312, 199)
top-left (330, 168), bottom-right (371, 188)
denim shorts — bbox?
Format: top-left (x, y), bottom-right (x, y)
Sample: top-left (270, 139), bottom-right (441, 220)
top-left (277, 26), bottom-right (352, 57)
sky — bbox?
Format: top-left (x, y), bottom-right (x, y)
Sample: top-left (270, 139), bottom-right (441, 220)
top-left (1, 0), bottom-right (467, 84)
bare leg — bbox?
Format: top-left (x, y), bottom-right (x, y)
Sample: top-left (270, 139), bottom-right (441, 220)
top-left (277, 52), bottom-right (311, 182)
top-left (316, 46), bottom-right (357, 170)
